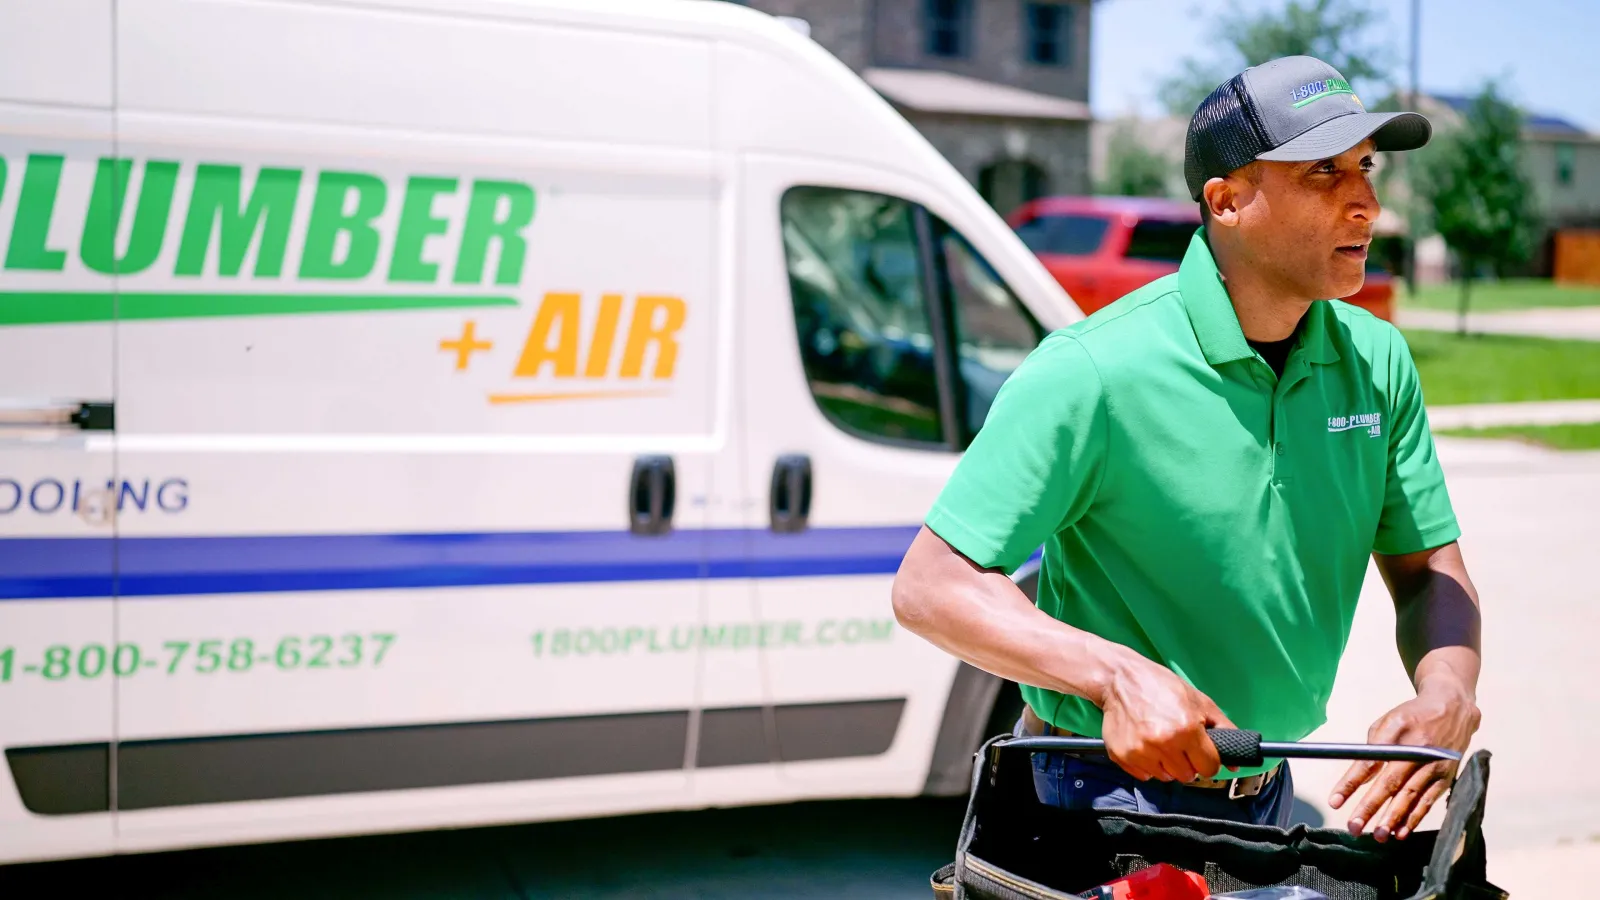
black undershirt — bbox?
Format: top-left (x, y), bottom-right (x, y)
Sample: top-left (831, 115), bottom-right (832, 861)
top-left (1247, 314), bottom-right (1308, 379)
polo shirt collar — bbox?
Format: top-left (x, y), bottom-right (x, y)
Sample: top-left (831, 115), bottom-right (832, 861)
top-left (1178, 230), bottom-right (1342, 368)
top-left (1298, 298), bottom-right (1342, 366)
top-left (1179, 230), bottom-right (1253, 367)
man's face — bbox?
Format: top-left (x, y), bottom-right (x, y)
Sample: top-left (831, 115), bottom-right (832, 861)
top-left (1229, 139), bottom-right (1380, 301)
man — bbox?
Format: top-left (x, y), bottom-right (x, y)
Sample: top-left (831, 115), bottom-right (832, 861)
top-left (892, 56), bottom-right (1482, 840)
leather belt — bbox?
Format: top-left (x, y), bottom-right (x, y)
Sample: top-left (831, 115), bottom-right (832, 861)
top-left (1020, 705), bottom-right (1279, 800)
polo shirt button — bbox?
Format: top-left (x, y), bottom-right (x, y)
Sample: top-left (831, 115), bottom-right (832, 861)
top-left (1275, 444), bottom-right (1286, 456)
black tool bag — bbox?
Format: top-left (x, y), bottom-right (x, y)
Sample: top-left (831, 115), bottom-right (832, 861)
top-left (931, 731), bottom-right (1507, 900)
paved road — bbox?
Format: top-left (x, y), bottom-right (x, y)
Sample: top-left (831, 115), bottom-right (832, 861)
top-left (1426, 398), bottom-right (1600, 429)
top-left (0, 797), bottom-right (970, 899)
top-left (1, 437), bottom-right (1593, 897)
top-left (1398, 306), bottom-right (1600, 341)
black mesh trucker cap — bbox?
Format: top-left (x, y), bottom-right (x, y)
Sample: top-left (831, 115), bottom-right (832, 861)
top-left (1184, 55), bottom-right (1431, 201)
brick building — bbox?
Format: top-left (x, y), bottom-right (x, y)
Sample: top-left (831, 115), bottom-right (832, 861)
top-left (720, 0), bottom-right (1093, 215)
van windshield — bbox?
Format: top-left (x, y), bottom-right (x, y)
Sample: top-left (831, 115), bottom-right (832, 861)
top-left (1013, 214), bottom-right (1109, 256)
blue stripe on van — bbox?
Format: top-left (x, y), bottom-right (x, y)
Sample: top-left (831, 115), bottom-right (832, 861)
top-left (0, 526), bottom-right (924, 600)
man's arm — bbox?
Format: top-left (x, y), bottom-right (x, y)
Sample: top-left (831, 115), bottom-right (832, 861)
top-left (892, 526), bottom-right (1235, 784)
top-left (1329, 542), bottom-right (1482, 841)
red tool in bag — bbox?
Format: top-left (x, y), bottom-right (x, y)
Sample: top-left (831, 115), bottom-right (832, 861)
top-left (1078, 863), bottom-right (1210, 900)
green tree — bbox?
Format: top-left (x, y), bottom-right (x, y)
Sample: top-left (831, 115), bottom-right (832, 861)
top-left (1416, 83), bottom-right (1541, 334)
top-left (1096, 121), bottom-right (1174, 197)
top-left (1157, 0), bottom-right (1393, 117)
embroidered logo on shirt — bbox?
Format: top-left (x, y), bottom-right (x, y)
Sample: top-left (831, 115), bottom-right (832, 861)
top-left (1328, 413), bottom-right (1382, 438)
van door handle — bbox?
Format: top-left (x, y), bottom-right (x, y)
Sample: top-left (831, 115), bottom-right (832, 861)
top-left (0, 401), bottom-right (114, 431)
top-left (769, 454), bottom-right (812, 534)
top-left (628, 455), bottom-right (675, 536)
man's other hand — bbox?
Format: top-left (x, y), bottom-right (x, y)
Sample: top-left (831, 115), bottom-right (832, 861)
top-left (1100, 652), bottom-right (1236, 784)
top-left (1329, 683), bottom-right (1481, 842)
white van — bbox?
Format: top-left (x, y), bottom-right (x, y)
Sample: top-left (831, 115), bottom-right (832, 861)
top-left (0, 0), bottom-right (1081, 863)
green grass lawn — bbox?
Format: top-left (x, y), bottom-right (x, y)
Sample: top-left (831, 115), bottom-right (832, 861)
top-left (1401, 279), bottom-right (1600, 313)
top-left (1405, 329), bottom-right (1600, 405)
top-left (1436, 423), bottom-right (1600, 451)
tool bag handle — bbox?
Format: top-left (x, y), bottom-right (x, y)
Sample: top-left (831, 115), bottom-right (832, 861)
top-left (996, 728), bottom-right (1461, 768)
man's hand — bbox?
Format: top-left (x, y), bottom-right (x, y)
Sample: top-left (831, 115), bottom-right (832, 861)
top-left (1329, 681), bottom-right (1480, 842)
top-left (1345, 543), bottom-right (1484, 842)
top-left (1101, 651), bottom-right (1236, 784)
top-left (891, 528), bottom-right (1239, 786)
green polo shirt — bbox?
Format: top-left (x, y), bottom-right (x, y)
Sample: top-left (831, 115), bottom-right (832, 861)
top-left (926, 232), bottom-right (1459, 776)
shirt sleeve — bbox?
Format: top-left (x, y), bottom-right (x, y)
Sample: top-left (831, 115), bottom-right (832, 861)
top-left (924, 332), bottom-right (1108, 573)
top-left (1373, 327), bottom-right (1462, 556)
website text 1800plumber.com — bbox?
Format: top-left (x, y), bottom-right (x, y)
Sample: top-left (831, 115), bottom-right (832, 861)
top-left (529, 618), bottom-right (895, 660)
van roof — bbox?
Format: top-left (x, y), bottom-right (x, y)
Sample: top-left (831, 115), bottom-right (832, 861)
top-left (119, 0), bottom-right (1078, 326)
top-left (337, 0), bottom-right (807, 44)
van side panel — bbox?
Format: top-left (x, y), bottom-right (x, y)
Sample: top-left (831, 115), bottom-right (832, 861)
top-left (0, 0), bottom-right (737, 863)
top-left (0, 0), bottom-right (112, 108)
top-left (0, 117), bottom-right (119, 861)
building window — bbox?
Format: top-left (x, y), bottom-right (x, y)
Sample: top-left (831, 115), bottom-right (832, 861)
top-left (978, 159), bottom-right (1050, 216)
top-left (1024, 2), bottom-right (1072, 66)
top-left (925, 0), bottom-right (972, 59)
top-left (1556, 143), bottom-right (1575, 186)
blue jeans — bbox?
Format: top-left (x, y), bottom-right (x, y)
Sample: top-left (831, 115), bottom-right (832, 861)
top-left (1015, 718), bottom-right (1295, 829)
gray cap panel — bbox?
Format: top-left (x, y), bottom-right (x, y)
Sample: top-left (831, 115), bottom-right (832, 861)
top-left (1242, 55), bottom-right (1371, 145)
top-left (1184, 54), bottom-right (1432, 200)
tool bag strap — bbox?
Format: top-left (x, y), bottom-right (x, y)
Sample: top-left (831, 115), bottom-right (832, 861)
top-left (1413, 750), bottom-right (1502, 900)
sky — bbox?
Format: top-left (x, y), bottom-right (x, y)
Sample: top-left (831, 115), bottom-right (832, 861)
top-left (1090, 0), bottom-right (1600, 132)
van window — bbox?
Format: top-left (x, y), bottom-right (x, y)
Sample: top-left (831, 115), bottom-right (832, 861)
top-left (780, 188), bottom-right (945, 446)
top-left (1013, 214), bottom-right (1108, 256)
top-left (1124, 219), bottom-right (1197, 263)
top-left (937, 224), bottom-right (1043, 435)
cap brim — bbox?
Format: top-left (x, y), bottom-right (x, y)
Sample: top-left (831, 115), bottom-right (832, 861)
top-left (1255, 111), bottom-right (1432, 162)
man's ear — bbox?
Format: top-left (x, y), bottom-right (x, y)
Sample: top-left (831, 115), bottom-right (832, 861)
top-left (1202, 177), bottom-right (1242, 228)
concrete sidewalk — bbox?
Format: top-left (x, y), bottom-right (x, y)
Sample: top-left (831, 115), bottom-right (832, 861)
top-left (1398, 306), bottom-right (1600, 341)
top-left (1490, 841), bottom-right (1600, 898)
top-left (1427, 398), bottom-right (1600, 430)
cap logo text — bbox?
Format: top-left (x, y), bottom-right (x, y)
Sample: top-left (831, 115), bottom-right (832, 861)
top-left (1291, 77), bottom-right (1356, 108)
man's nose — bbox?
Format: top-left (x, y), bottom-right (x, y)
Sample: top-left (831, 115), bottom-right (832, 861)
top-left (1347, 176), bottom-right (1379, 221)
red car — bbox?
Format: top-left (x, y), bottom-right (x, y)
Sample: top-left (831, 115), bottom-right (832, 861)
top-left (1007, 196), bottom-right (1394, 321)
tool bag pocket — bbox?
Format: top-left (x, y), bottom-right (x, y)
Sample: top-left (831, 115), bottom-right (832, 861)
top-left (939, 737), bottom-right (1505, 900)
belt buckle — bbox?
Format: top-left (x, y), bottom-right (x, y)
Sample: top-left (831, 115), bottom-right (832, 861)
top-left (1228, 773), bottom-right (1263, 800)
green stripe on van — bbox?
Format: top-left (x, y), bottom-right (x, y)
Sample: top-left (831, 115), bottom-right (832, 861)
top-left (0, 291), bottom-right (519, 324)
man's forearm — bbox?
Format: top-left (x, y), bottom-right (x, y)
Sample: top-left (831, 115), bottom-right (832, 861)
top-left (1400, 585), bottom-right (1481, 701)
top-left (892, 527), bottom-right (1135, 708)
top-left (1385, 545), bottom-right (1482, 696)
